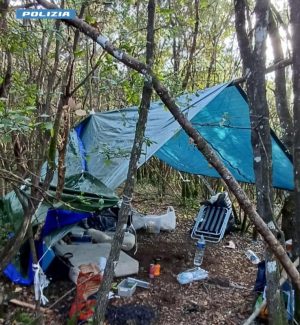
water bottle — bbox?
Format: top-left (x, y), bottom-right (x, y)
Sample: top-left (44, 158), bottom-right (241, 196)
top-left (245, 249), bottom-right (260, 264)
top-left (194, 235), bottom-right (206, 266)
top-left (177, 267), bottom-right (208, 284)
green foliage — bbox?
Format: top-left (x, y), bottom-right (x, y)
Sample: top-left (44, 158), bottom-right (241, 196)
top-left (0, 218), bottom-right (13, 248)
top-left (13, 311), bottom-right (37, 325)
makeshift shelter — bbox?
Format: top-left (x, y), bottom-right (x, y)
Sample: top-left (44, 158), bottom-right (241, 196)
top-left (0, 172), bottom-right (119, 284)
top-left (66, 82), bottom-right (293, 191)
top-left (0, 82), bottom-right (294, 285)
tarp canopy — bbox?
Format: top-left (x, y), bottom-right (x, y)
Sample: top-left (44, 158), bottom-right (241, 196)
top-left (65, 83), bottom-right (293, 191)
top-left (1, 172), bottom-right (119, 232)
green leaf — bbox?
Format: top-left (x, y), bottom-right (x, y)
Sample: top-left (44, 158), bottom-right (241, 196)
top-left (74, 49), bottom-right (85, 58)
top-left (85, 15), bottom-right (97, 25)
top-left (158, 8), bottom-right (174, 15)
top-left (43, 122), bottom-right (53, 130)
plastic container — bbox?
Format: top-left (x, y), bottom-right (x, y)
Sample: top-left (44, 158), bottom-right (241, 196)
top-left (194, 235), bottom-right (206, 266)
top-left (117, 278), bottom-right (137, 297)
top-left (127, 277), bottom-right (150, 289)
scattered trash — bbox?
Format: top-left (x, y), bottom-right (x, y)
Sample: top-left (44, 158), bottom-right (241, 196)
top-left (117, 278), bottom-right (137, 297)
top-left (148, 258), bottom-right (161, 278)
top-left (223, 240), bottom-right (236, 249)
top-left (132, 206), bottom-right (176, 231)
top-left (108, 291), bottom-right (120, 299)
top-left (153, 258), bottom-right (161, 276)
top-left (145, 219), bottom-right (161, 234)
top-left (194, 235), bottom-right (206, 266)
top-left (286, 239), bottom-right (292, 253)
top-left (126, 277), bottom-right (150, 289)
top-left (253, 282), bottom-right (295, 322)
top-left (149, 262), bottom-right (155, 279)
top-left (69, 263), bottom-right (102, 322)
top-left (14, 287), bottom-right (22, 293)
top-left (177, 267), bottom-right (208, 285)
top-left (245, 249), bottom-right (260, 264)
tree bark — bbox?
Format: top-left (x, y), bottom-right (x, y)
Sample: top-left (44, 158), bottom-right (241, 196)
top-left (35, 0), bottom-right (300, 291)
top-left (0, 0), bottom-right (12, 99)
top-left (235, 1), bottom-right (287, 323)
top-left (181, 0), bottom-right (199, 90)
top-left (281, 193), bottom-right (295, 241)
top-left (289, 0), bottom-right (300, 321)
top-left (28, 223), bottom-right (44, 325)
top-left (269, 10), bottom-right (293, 154)
top-left (93, 1), bottom-right (156, 323)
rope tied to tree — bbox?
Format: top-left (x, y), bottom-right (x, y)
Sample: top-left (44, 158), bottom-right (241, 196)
top-left (122, 194), bottom-right (132, 206)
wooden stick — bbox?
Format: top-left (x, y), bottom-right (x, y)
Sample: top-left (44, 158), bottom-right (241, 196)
top-left (9, 299), bottom-right (53, 314)
top-left (232, 57), bottom-right (292, 84)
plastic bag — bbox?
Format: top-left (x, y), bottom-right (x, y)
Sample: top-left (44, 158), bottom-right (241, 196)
top-left (69, 263), bottom-right (102, 322)
top-left (132, 206), bottom-right (176, 231)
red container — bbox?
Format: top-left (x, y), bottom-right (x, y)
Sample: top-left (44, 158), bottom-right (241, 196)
top-left (149, 264), bottom-right (155, 278)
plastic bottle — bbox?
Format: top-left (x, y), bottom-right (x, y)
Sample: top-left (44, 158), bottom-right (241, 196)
top-left (177, 267), bottom-right (208, 284)
top-left (194, 235), bottom-right (206, 266)
top-left (98, 257), bottom-right (107, 276)
top-left (149, 263), bottom-right (155, 279)
top-left (153, 259), bottom-right (161, 276)
top-left (245, 249), bottom-right (260, 264)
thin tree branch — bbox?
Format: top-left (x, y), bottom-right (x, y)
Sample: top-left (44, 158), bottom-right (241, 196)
top-left (232, 57), bottom-right (292, 84)
top-left (70, 52), bottom-right (105, 96)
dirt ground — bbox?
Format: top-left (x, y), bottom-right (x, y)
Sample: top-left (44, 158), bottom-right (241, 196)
top-left (0, 186), bottom-right (265, 324)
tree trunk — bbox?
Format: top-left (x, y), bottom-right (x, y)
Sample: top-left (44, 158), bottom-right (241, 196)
top-left (268, 10), bottom-right (293, 154)
top-left (281, 193), bottom-right (295, 241)
top-left (0, 0), bottom-right (12, 99)
top-left (181, 0), bottom-right (199, 90)
top-left (235, 1), bottom-right (287, 323)
top-left (28, 224), bottom-right (44, 325)
top-left (36, 0), bottom-right (300, 291)
top-left (93, 1), bottom-right (156, 323)
top-left (289, 0), bottom-right (300, 321)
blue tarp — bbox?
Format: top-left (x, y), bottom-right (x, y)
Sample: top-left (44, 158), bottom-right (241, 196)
top-left (4, 208), bottom-right (93, 285)
top-left (156, 86), bottom-right (293, 189)
top-left (66, 83), bottom-right (293, 190)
